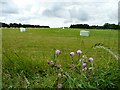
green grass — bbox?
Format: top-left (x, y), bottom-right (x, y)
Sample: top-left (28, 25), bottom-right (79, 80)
top-left (2, 28), bottom-right (119, 89)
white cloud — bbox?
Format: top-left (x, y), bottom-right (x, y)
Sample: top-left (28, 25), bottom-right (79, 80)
top-left (0, 0), bottom-right (119, 27)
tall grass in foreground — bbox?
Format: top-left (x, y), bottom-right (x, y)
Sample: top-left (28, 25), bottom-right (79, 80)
top-left (2, 44), bottom-right (119, 89)
top-left (2, 28), bottom-right (119, 89)
top-left (47, 44), bottom-right (119, 89)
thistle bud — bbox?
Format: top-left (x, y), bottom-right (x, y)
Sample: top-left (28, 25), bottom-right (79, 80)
top-left (57, 83), bottom-right (63, 88)
top-left (58, 73), bottom-right (62, 79)
top-left (50, 60), bottom-right (55, 67)
top-left (57, 64), bottom-right (61, 69)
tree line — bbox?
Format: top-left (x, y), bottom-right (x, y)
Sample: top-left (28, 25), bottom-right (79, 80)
top-left (0, 22), bottom-right (119, 29)
top-left (70, 23), bottom-right (120, 29)
top-left (0, 22), bottom-right (50, 28)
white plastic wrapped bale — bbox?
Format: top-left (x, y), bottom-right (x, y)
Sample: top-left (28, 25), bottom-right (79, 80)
top-left (80, 30), bottom-right (90, 36)
top-left (20, 28), bottom-right (26, 32)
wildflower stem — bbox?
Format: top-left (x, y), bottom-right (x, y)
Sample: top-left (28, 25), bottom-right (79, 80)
top-left (78, 54), bottom-right (80, 61)
top-left (54, 50), bottom-right (56, 64)
top-left (71, 56), bottom-right (74, 64)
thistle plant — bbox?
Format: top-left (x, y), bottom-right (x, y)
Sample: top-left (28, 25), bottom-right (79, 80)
top-left (55, 49), bottom-right (61, 56)
top-left (76, 50), bottom-right (82, 61)
top-left (55, 49), bottom-right (61, 64)
top-left (48, 49), bottom-right (95, 88)
top-left (88, 57), bottom-right (94, 69)
top-left (70, 52), bottom-right (74, 64)
top-left (89, 57), bottom-right (94, 62)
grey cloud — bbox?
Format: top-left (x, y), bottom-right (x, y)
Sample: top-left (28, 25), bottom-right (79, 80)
top-left (69, 8), bottom-right (89, 21)
top-left (0, 0), bottom-right (7, 4)
top-left (42, 3), bottom-right (70, 18)
top-left (42, 9), bottom-right (55, 17)
top-left (42, 2), bottom-right (90, 23)
top-left (108, 10), bottom-right (118, 22)
top-left (64, 19), bottom-right (73, 23)
top-left (0, 0), bottom-right (18, 15)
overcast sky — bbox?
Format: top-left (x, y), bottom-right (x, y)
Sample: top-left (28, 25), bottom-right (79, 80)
top-left (0, 0), bottom-right (119, 28)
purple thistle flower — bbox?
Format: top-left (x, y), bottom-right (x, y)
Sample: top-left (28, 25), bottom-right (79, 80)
top-left (82, 62), bottom-right (87, 67)
top-left (77, 50), bottom-right (82, 55)
top-left (89, 57), bottom-right (94, 62)
top-left (55, 49), bottom-right (60, 55)
top-left (70, 52), bottom-right (74, 56)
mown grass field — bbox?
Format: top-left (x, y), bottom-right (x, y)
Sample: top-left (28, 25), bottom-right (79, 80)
top-left (2, 28), bottom-right (119, 89)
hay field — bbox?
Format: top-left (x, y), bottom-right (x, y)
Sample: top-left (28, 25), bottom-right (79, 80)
top-left (2, 28), bottom-right (119, 88)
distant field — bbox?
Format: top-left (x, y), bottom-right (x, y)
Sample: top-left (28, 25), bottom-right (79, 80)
top-left (2, 28), bottom-right (119, 88)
